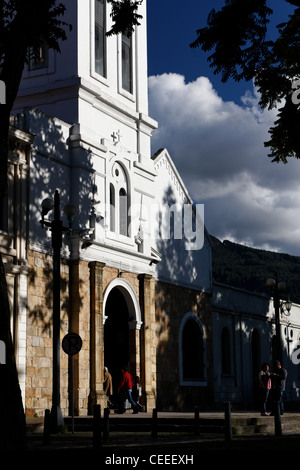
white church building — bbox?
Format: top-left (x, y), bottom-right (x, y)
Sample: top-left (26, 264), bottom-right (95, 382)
top-left (5, 0), bottom-right (300, 416)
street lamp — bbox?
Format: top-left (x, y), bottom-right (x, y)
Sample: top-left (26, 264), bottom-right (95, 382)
top-left (40, 190), bottom-right (76, 432)
top-left (281, 298), bottom-right (292, 316)
top-left (266, 275), bottom-right (291, 363)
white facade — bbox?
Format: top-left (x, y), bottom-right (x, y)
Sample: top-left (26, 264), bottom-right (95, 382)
top-left (213, 282), bottom-right (300, 408)
top-left (13, 0), bottom-right (160, 277)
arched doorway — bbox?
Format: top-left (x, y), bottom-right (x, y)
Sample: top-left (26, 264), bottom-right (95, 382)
top-left (103, 279), bottom-right (142, 400)
top-left (104, 287), bottom-right (129, 393)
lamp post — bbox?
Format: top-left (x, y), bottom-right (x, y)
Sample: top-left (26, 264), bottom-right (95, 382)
top-left (40, 190), bottom-right (76, 432)
top-left (266, 275), bottom-right (292, 364)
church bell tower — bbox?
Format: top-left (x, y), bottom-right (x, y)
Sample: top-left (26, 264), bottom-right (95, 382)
top-left (13, 0), bottom-right (156, 166)
top-left (13, 0), bottom-right (158, 415)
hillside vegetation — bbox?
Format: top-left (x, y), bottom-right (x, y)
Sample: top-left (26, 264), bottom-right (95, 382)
top-left (211, 236), bottom-right (300, 304)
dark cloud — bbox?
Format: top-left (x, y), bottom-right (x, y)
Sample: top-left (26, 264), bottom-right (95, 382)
top-left (149, 73), bottom-right (300, 256)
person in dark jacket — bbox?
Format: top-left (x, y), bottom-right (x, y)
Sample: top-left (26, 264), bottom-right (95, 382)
top-left (271, 360), bottom-right (287, 415)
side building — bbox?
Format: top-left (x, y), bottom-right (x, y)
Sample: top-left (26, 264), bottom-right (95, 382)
top-left (213, 282), bottom-right (300, 410)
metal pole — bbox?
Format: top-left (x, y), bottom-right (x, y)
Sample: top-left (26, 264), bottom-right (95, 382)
top-left (151, 408), bottom-right (158, 438)
top-left (70, 354), bottom-right (74, 433)
top-left (50, 190), bottom-right (64, 431)
top-left (103, 407), bottom-right (110, 442)
top-left (93, 404), bottom-right (102, 448)
top-left (224, 402), bottom-right (232, 442)
top-left (43, 409), bottom-right (51, 445)
top-left (274, 401), bottom-right (282, 437)
top-left (194, 406), bottom-right (200, 435)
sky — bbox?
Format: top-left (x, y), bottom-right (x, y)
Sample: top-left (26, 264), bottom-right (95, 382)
top-left (146, 0), bottom-right (300, 257)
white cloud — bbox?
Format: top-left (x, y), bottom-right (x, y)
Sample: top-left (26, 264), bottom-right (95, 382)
top-left (148, 73), bottom-right (300, 255)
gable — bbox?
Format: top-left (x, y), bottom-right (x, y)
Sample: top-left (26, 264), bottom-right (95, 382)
top-left (152, 148), bottom-right (192, 206)
top-left (151, 148), bottom-right (212, 291)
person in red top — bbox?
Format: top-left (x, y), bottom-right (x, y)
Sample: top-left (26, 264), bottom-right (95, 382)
top-left (118, 366), bottom-right (139, 413)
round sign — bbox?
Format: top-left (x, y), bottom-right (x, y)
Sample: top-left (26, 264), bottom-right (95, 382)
top-left (62, 332), bottom-right (82, 355)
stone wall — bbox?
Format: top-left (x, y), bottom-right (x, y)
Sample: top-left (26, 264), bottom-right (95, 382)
top-left (26, 249), bottom-right (214, 415)
top-left (26, 250), bottom-right (157, 416)
top-left (26, 249), bottom-right (70, 416)
top-left (155, 281), bottom-right (213, 411)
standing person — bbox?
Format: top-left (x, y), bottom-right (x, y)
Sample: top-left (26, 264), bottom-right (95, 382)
top-left (271, 360), bottom-right (287, 415)
top-left (103, 366), bottom-right (113, 407)
top-left (132, 375), bottom-right (144, 411)
top-left (117, 366), bottom-right (139, 414)
top-left (258, 363), bottom-right (271, 416)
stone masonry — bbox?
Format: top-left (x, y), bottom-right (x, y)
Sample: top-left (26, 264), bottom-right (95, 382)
top-left (26, 250), bottom-right (157, 417)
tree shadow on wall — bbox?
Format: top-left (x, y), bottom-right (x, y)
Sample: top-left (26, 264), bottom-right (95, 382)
top-left (154, 186), bottom-right (208, 410)
top-left (11, 106), bottom-right (100, 415)
top-left (155, 185), bottom-right (200, 286)
top-left (14, 107), bottom-right (95, 335)
top-left (28, 258), bottom-right (70, 334)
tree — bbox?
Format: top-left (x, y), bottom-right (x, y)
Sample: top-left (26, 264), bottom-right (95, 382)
top-left (190, 0), bottom-right (300, 163)
top-left (0, 0), bottom-right (71, 195)
top-left (0, 0), bottom-right (71, 450)
top-left (0, 0), bottom-right (142, 449)
top-left (106, 0), bottom-right (143, 37)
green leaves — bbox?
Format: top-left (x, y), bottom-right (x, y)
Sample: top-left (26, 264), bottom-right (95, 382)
top-left (190, 0), bottom-right (273, 83)
top-left (265, 96), bottom-right (300, 162)
top-left (190, 0), bottom-right (300, 163)
top-left (106, 0), bottom-right (143, 37)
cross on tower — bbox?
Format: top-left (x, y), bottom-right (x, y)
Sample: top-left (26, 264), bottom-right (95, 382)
top-left (111, 129), bottom-right (122, 144)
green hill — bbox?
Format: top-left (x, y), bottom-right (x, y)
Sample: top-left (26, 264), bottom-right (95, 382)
top-left (211, 235), bottom-right (300, 304)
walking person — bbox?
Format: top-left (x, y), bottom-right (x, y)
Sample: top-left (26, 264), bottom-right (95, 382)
top-left (258, 362), bottom-right (271, 415)
top-left (117, 366), bottom-right (139, 414)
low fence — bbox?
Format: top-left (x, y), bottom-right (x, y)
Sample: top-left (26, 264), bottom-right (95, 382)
top-left (41, 400), bottom-right (287, 448)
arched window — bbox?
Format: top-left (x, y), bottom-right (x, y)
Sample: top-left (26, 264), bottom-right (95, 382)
top-left (109, 162), bottom-right (130, 236)
top-left (297, 334), bottom-right (300, 380)
top-left (110, 183), bottom-right (115, 232)
top-left (179, 313), bottom-right (207, 386)
top-left (119, 187), bottom-right (128, 236)
top-left (221, 327), bottom-right (231, 375)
